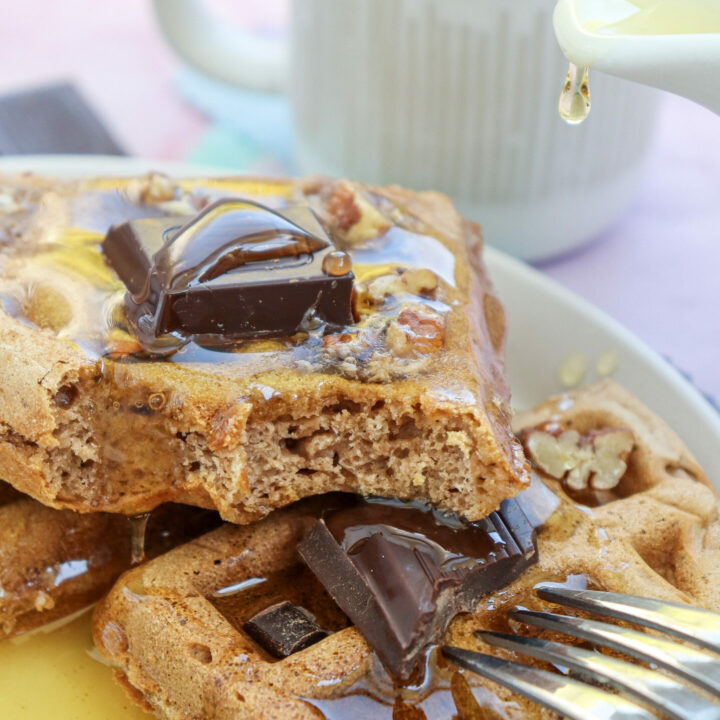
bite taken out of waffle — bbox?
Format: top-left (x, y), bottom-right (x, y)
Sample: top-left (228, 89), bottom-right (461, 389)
top-left (0, 173), bottom-right (528, 526)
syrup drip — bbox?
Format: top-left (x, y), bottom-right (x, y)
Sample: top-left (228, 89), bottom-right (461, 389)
top-left (322, 250), bottom-right (353, 277)
top-left (129, 512), bottom-right (151, 566)
top-left (559, 63), bottom-right (591, 125)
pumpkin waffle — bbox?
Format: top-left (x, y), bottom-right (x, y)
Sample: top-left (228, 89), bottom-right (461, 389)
top-left (93, 380), bottom-right (720, 719)
top-left (0, 482), bottom-right (219, 639)
top-left (0, 173), bottom-right (528, 524)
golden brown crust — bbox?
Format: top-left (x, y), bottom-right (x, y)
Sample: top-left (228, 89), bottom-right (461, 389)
top-left (0, 173), bottom-right (528, 523)
top-left (94, 381), bottom-right (720, 720)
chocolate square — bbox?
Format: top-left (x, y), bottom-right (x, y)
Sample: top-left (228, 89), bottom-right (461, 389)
top-left (102, 199), bottom-right (354, 352)
top-left (243, 600), bottom-right (329, 658)
top-left (298, 496), bottom-right (538, 680)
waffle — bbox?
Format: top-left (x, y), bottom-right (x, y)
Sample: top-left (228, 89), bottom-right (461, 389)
top-left (0, 482), bottom-right (219, 639)
top-left (93, 380), bottom-right (720, 719)
top-left (0, 173), bottom-right (527, 524)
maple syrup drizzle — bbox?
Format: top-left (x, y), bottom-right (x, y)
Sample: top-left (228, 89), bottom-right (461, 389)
top-left (129, 512), bottom-right (151, 566)
top-left (559, 62), bottom-right (591, 125)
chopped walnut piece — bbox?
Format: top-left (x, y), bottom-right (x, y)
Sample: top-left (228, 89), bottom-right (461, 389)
top-left (401, 268), bottom-right (438, 296)
top-left (367, 274), bottom-right (403, 303)
top-left (139, 172), bottom-right (178, 204)
top-left (386, 304), bottom-right (445, 358)
top-left (34, 590), bottom-right (55, 612)
top-left (322, 332), bottom-right (357, 348)
top-left (523, 427), bottom-right (634, 491)
top-left (208, 404), bottom-right (248, 453)
top-left (323, 181), bottom-right (391, 245)
top-left (365, 268), bottom-right (439, 305)
top-left (325, 182), bottom-right (361, 233)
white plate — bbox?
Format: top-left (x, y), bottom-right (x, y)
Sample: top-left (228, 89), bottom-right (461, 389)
top-left (2, 155), bottom-right (718, 488)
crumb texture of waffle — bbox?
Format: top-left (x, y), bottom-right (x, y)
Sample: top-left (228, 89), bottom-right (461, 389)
top-left (0, 173), bottom-right (527, 522)
top-left (0, 480), bottom-right (220, 639)
top-left (93, 382), bottom-right (720, 720)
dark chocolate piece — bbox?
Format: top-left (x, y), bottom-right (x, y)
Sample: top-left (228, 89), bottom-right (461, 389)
top-left (242, 600), bottom-right (329, 658)
top-left (298, 496), bottom-right (537, 680)
top-left (102, 199), bottom-right (354, 354)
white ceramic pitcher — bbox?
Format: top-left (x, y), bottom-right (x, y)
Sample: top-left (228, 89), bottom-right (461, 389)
top-left (554, 0), bottom-right (720, 114)
top-left (152, 0), bottom-right (666, 261)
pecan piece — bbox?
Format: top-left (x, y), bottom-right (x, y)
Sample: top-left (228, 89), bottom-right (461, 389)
top-left (365, 268), bottom-right (439, 305)
top-left (523, 426), bottom-right (634, 491)
top-left (323, 181), bottom-right (390, 245)
top-left (386, 304), bottom-right (445, 358)
top-left (139, 172), bottom-right (178, 204)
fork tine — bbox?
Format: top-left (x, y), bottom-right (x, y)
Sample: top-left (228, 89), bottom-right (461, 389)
top-left (536, 587), bottom-right (720, 655)
top-left (511, 608), bottom-right (720, 698)
top-left (476, 630), bottom-right (720, 720)
top-left (441, 646), bottom-right (656, 720)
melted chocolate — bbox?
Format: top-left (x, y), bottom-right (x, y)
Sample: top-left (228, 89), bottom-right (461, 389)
top-left (102, 199), bottom-right (354, 354)
top-left (299, 495), bottom-right (538, 680)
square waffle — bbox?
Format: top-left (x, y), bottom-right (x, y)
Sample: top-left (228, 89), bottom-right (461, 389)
top-left (0, 173), bottom-right (528, 524)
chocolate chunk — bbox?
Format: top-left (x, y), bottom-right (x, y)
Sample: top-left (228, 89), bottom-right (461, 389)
top-left (298, 497), bottom-right (537, 680)
top-left (242, 600), bottom-right (329, 658)
top-left (102, 199), bottom-right (354, 354)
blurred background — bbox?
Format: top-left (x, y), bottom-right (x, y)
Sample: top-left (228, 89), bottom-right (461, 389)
top-left (0, 0), bottom-right (717, 400)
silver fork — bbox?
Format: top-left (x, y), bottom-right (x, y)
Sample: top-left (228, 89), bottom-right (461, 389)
top-left (442, 587), bottom-right (720, 720)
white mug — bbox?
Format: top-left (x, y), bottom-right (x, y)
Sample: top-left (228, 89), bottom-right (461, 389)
top-left (153, 0), bottom-right (661, 260)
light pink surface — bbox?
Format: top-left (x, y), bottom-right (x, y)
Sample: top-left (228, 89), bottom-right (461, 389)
top-left (539, 94), bottom-right (720, 403)
top-left (1, 0), bottom-right (718, 401)
top-left (0, 0), bottom-right (205, 159)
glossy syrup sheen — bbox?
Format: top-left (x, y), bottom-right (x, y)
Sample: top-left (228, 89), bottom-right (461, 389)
top-left (0, 610), bottom-right (151, 719)
top-left (0, 515), bottom-right (579, 719)
top-left (0, 176), bottom-right (462, 384)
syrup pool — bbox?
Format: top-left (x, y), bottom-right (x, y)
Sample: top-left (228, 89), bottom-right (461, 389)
top-left (0, 609), bottom-right (151, 719)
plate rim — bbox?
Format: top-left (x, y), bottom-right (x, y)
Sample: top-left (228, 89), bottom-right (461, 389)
top-left (486, 246), bottom-right (720, 431)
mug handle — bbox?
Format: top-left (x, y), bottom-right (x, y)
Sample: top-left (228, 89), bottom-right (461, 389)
top-left (151, 0), bottom-right (288, 92)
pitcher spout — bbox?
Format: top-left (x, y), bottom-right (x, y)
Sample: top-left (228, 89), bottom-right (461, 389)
top-left (554, 0), bottom-right (720, 114)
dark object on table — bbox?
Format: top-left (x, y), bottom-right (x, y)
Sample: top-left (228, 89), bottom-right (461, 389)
top-left (243, 601), bottom-right (329, 658)
top-left (102, 198), bottom-right (354, 355)
top-left (298, 495), bottom-right (538, 680)
top-left (0, 83), bottom-right (124, 155)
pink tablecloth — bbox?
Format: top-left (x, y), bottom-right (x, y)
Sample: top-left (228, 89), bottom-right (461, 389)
top-left (1, 0), bottom-right (718, 401)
